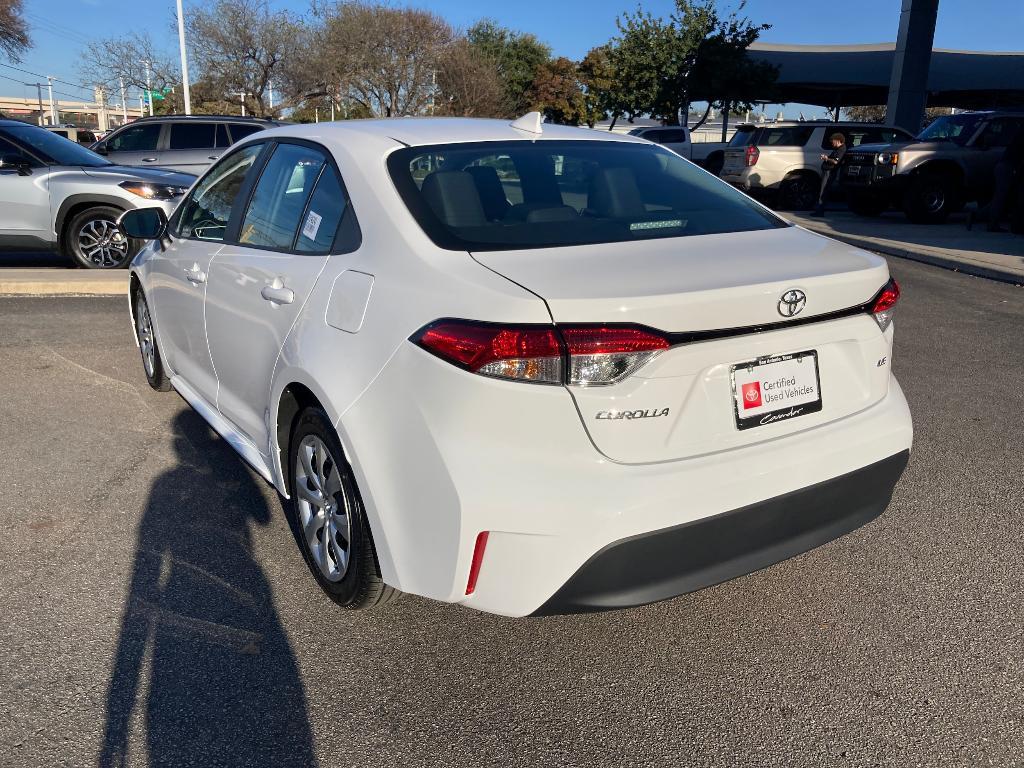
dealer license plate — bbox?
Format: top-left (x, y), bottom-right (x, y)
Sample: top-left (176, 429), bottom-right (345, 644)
top-left (731, 351), bottom-right (823, 430)
top-left (846, 165), bottom-right (862, 176)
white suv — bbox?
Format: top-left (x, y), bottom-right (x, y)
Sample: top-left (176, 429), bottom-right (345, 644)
top-left (124, 115), bottom-right (913, 617)
top-left (720, 121), bottom-right (914, 209)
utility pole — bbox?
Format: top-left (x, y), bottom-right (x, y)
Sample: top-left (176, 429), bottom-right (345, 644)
top-left (45, 77), bottom-right (57, 125)
top-left (142, 59), bottom-right (154, 116)
top-left (268, 79), bottom-right (275, 111)
top-left (176, 0), bottom-right (192, 114)
top-left (139, 94), bottom-right (145, 115)
top-left (119, 77), bottom-right (128, 122)
top-left (27, 83), bottom-right (44, 125)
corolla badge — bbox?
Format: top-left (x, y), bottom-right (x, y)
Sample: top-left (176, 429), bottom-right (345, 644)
top-left (777, 289), bottom-right (807, 318)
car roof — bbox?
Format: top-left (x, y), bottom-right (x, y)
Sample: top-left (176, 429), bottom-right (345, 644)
top-left (126, 114), bottom-right (283, 124)
top-left (249, 117), bottom-right (646, 149)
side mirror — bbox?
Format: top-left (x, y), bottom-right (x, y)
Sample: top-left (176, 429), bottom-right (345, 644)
top-left (93, 143), bottom-right (108, 155)
top-left (0, 154), bottom-right (32, 176)
top-left (118, 207), bottom-right (167, 240)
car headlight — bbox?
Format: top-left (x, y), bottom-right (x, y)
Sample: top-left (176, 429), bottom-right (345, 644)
top-left (876, 152), bottom-right (898, 166)
top-left (119, 180), bottom-right (189, 201)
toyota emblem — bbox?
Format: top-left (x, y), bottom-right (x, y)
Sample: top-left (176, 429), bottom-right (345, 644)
top-left (778, 289), bottom-right (807, 318)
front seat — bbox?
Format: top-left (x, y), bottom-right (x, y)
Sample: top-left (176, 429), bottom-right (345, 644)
top-left (465, 166), bottom-right (511, 222)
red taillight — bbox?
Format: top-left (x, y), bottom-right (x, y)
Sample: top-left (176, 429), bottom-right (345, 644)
top-left (745, 145), bottom-right (760, 167)
top-left (466, 531), bottom-right (489, 595)
top-left (415, 322), bottom-right (563, 383)
top-left (413, 321), bottom-right (670, 385)
top-left (869, 278), bottom-right (900, 331)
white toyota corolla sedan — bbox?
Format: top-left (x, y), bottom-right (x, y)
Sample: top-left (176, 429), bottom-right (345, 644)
top-left (122, 114), bottom-right (912, 617)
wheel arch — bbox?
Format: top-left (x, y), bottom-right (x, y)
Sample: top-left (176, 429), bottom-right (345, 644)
top-left (272, 374), bottom-right (400, 588)
top-left (909, 159), bottom-right (965, 184)
top-left (54, 194), bottom-right (129, 248)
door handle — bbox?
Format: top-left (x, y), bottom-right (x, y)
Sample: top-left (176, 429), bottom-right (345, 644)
top-left (141, 157), bottom-right (158, 162)
top-left (184, 264), bottom-right (206, 284)
top-left (261, 285), bottom-right (294, 305)
top-left (207, 155), bottom-right (220, 161)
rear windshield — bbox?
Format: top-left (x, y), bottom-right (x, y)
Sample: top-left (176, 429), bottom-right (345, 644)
top-left (728, 127), bottom-right (756, 147)
top-left (388, 140), bottom-right (784, 251)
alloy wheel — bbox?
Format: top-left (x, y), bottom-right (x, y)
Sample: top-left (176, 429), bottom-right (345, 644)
top-left (136, 295), bottom-right (156, 378)
top-left (77, 217), bottom-right (129, 268)
top-left (294, 435), bottom-right (352, 582)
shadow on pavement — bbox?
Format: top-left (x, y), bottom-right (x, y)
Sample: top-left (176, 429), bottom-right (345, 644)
top-left (0, 251), bottom-right (72, 268)
top-left (100, 410), bottom-right (317, 767)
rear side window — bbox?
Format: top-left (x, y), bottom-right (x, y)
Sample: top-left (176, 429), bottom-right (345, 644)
top-left (239, 143), bottom-right (326, 250)
top-left (176, 143), bottom-right (263, 242)
top-left (229, 123), bottom-right (266, 142)
top-left (388, 140), bottom-right (784, 252)
top-left (51, 130), bottom-right (68, 138)
top-left (107, 124), bottom-right (161, 152)
top-left (647, 129), bottom-right (686, 144)
top-left (295, 168), bottom-right (348, 253)
top-left (169, 122), bottom-right (217, 150)
top-left (755, 126), bottom-right (814, 147)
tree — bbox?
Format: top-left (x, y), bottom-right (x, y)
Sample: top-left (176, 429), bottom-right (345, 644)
top-left (311, 2), bottom-right (453, 119)
top-left (187, 0), bottom-right (303, 117)
top-left (527, 57), bottom-right (586, 125)
top-left (609, 0), bottom-right (774, 126)
top-left (844, 104), bottom-right (950, 127)
top-left (578, 45), bottom-right (616, 128)
top-left (435, 38), bottom-right (504, 118)
top-left (79, 33), bottom-right (179, 111)
top-left (466, 20), bottom-right (551, 117)
top-left (0, 0), bottom-right (29, 61)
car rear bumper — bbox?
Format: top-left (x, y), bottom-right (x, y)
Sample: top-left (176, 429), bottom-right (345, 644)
top-left (341, 344), bottom-right (914, 617)
top-left (533, 449), bottom-right (909, 615)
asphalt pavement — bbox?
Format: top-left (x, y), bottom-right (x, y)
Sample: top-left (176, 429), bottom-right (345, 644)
top-left (0, 258), bottom-right (1022, 767)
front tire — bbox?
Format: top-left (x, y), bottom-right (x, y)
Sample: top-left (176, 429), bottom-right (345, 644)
top-left (288, 407), bottom-right (399, 610)
top-left (134, 289), bottom-right (171, 391)
top-left (903, 174), bottom-right (959, 224)
top-left (64, 205), bottom-right (140, 269)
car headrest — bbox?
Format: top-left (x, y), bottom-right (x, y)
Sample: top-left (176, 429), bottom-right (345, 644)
top-left (421, 170), bottom-right (487, 228)
top-left (587, 166), bottom-right (646, 218)
top-left (465, 166), bottom-right (511, 221)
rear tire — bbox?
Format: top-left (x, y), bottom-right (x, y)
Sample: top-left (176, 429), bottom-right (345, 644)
top-left (902, 174), bottom-right (959, 224)
top-left (287, 407), bottom-right (399, 610)
top-left (134, 289), bottom-right (171, 391)
top-left (63, 205), bottom-right (140, 269)
top-left (779, 173), bottom-right (820, 211)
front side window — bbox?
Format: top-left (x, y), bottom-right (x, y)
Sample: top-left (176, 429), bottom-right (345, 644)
top-left (176, 143), bottom-right (263, 242)
top-left (979, 118), bottom-right (1024, 148)
top-left (169, 122), bottom-right (217, 150)
top-left (107, 124), bottom-right (162, 152)
top-left (239, 143), bottom-right (326, 250)
top-left (389, 140), bottom-right (784, 252)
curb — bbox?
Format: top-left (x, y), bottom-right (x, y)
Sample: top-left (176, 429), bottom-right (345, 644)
top-left (0, 275), bottom-right (128, 297)
top-left (797, 225), bottom-right (1024, 286)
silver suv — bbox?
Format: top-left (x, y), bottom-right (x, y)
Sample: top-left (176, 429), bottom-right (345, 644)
top-left (841, 111), bottom-right (1024, 222)
top-left (0, 120), bottom-right (194, 268)
top-left (92, 115), bottom-right (283, 174)
top-left (720, 121), bottom-right (914, 209)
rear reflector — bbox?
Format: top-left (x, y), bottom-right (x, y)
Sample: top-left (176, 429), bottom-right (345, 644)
top-left (413, 321), bottom-right (670, 386)
top-left (869, 278), bottom-right (901, 332)
top-left (466, 531), bottom-right (489, 595)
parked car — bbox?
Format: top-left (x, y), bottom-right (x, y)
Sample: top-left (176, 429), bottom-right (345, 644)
top-left (840, 111), bottom-right (1024, 222)
top-left (0, 119), bottom-right (194, 268)
top-left (123, 114), bottom-right (913, 617)
top-left (92, 114), bottom-right (284, 174)
top-left (627, 125), bottom-right (728, 173)
top-left (720, 121), bottom-right (916, 210)
top-left (45, 125), bottom-right (99, 145)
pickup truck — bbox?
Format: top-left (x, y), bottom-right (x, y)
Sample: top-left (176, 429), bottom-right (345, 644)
top-left (627, 126), bottom-right (728, 174)
top-left (840, 111), bottom-right (1024, 223)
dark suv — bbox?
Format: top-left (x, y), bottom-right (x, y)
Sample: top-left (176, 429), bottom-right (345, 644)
top-left (840, 111), bottom-right (1024, 222)
top-left (91, 115), bottom-right (285, 174)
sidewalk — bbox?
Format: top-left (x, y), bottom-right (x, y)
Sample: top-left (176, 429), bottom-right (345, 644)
top-left (0, 252), bottom-right (128, 296)
top-left (788, 210), bottom-right (1024, 284)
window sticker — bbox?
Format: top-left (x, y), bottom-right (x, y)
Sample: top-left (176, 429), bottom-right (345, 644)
top-left (302, 210), bottom-right (323, 241)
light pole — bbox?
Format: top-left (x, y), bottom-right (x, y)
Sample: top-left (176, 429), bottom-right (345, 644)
top-left (142, 59), bottom-right (154, 116)
top-left (119, 77), bottom-right (128, 122)
top-left (26, 82), bottom-right (44, 125)
top-left (46, 77), bottom-right (56, 125)
top-left (175, 0), bottom-right (192, 114)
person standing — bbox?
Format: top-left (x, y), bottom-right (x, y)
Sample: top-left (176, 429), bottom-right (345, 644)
top-left (968, 124), bottom-right (1024, 233)
top-left (811, 132), bottom-right (847, 217)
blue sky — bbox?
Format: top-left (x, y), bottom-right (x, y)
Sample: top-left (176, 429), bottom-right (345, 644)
top-left (7, 0), bottom-right (1023, 116)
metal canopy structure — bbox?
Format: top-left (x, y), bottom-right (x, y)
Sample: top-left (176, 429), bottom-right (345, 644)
top-left (747, 42), bottom-right (1024, 110)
